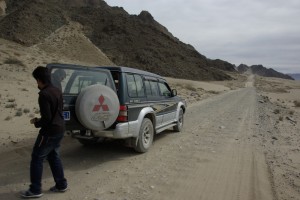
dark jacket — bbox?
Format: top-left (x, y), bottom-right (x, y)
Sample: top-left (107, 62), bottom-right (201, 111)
top-left (34, 84), bottom-right (65, 135)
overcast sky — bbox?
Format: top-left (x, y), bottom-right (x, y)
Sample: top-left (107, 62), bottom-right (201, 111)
top-left (105, 0), bottom-right (300, 74)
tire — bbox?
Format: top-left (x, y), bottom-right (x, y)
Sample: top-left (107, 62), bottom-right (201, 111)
top-left (173, 108), bottom-right (184, 132)
top-left (75, 84), bottom-right (120, 131)
top-left (134, 118), bottom-right (154, 153)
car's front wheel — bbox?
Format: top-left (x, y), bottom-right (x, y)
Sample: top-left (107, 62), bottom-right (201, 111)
top-left (134, 118), bottom-right (154, 153)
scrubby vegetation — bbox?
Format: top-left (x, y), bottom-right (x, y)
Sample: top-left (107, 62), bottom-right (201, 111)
top-left (4, 58), bottom-right (25, 67)
top-left (294, 100), bottom-right (300, 107)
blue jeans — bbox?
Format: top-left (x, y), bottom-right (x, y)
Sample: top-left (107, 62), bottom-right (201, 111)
top-left (30, 133), bottom-right (67, 194)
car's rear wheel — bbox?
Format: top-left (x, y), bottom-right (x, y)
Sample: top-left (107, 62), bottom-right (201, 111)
top-left (134, 118), bottom-right (154, 153)
top-left (174, 108), bottom-right (184, 132)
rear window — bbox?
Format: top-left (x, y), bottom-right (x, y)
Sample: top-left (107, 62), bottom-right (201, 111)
top-left (50, 68), bottom-right (114, 94)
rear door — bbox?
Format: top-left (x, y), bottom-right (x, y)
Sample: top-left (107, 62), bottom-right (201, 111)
top-left (123, 73), bottom-right (149, 124)
top-left (144, 78), bottom-right (164, 127)
top-left (46, 64), bottom-right (116, 131)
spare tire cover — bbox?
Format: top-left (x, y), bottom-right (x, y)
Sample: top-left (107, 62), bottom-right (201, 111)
top-left (75, 84), bottom-right (120, 131)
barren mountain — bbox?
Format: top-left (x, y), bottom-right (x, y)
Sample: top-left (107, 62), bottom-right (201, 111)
top-left (237, 64), bottom-right (294, 80)
top-left (251, 65), bottom-right (294, 80)
top-left (237, 64), bottom-right (250, 73)
top-left (0, 0), bottom-right (235, 81)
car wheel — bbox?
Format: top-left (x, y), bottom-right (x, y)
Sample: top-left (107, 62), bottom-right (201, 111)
top-left (134, 118), bottom-right (154, 153)
top-left (174, 108), bottom-right (184, 132)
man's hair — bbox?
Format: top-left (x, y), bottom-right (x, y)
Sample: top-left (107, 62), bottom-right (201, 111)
top-left (32, 66), bottom-right (51, 84)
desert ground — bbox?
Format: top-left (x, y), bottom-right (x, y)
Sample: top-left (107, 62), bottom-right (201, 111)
top-left (0, 38), bottom-right (300, 200)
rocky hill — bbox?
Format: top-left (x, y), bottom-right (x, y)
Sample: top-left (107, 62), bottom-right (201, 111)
top-left (287, 74), bottom-right (300, 80)
top-left (237, 64), bottom-right (294, 80)
top-left (0, 0), bottom-right (235, 81)
top-left (236, 64), bottom-right (249, 73)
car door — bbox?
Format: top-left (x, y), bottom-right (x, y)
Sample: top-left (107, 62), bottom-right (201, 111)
top-left (157, 81), bottom-right (178, 125)
top-left (144, 78), bottom-right (164, 127)
top-left (46, 63), bottom-right (116, 131)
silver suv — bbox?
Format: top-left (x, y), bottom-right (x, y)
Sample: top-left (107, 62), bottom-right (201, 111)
top-left (47, 63), bottom-right (186, 152)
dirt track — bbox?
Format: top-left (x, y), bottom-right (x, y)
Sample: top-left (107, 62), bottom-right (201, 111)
top-left (0, 85), bottom-right (278, 199)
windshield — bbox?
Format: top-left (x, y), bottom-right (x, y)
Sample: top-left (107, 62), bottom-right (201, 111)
top-left (50, 67), bottom-right (114, 94)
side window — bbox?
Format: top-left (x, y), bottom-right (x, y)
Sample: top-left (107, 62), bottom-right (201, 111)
top-left (149, 81), bottom-right (159, 96)
top-left (158, 82), bottom-right (171, 97)
top-left (144, 80), bottom-right (152, 96)
top-left (126, 74), bottom-right (145, 97)
top-left (135, 75), bottom-right (145, 97)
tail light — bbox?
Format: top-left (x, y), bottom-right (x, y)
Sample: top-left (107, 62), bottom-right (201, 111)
top-left (117, 105), bottom-right (128, 122)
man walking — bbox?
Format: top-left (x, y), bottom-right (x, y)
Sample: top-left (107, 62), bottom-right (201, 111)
top-left (21, 66), bottom-right (68, 198)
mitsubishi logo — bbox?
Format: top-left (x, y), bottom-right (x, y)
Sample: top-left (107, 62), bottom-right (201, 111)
top-left (92, 95), bottom-right (109, 112)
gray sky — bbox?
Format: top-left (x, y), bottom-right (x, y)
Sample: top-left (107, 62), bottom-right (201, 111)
top-left (105, 0), bottom-right (300, 74)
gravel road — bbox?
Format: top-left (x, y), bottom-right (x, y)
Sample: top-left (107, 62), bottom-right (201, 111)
top-left (0, 86), bottom-right (281, 200)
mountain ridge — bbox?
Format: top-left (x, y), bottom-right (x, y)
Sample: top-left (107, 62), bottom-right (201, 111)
top-left (2, 0), bottom-right (292, 81)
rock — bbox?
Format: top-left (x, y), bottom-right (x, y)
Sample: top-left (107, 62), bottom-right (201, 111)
top-left (11, 140), bottom-right (18, 144)
top-left (190, 92), bottom-right (199, 97)
top-left (259, 100), bottom-right (264, 103)
top-left (286, 116), bottom-right (297, 124)
top-left (272, 136), bottom-right (278, 140)
top-left (219, 126), bottom-right (225, 129)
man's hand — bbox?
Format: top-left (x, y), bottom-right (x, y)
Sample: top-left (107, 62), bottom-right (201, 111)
top-left (30, 117), bottom-right (38, 124)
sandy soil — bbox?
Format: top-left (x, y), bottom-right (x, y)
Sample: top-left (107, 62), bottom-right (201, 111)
top-left (0, 38), bottom-right (300, 199)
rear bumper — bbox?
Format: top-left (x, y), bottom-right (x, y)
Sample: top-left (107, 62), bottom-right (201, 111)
top-left (91, 120), bottom-right (139, 139)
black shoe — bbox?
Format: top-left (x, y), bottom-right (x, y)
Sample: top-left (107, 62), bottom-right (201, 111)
top-left (49, 186), bottom-right (68, 192)
top-left (20, 190), bottom-right (43, 198)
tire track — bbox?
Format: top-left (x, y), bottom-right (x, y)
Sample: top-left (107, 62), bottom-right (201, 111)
top-left (152, 88), bottom-right (274, 200)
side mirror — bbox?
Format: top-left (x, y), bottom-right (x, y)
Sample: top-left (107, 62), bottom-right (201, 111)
top-left (171, 89), bottom-right (177, 97)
